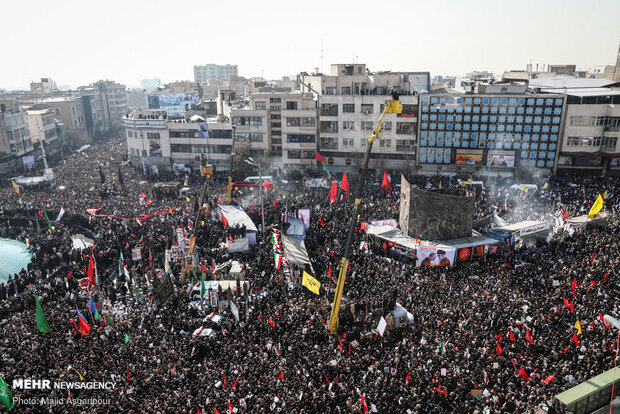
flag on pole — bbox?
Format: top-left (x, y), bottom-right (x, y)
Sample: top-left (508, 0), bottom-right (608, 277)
top-left (382, 172), bottom-right (392, 193)
top-left (34, 291), bottom-right (50, 333)
top-left (11, 180), bottom-right (19, 196)
top-left (571, 333), bottom-right (580, 347)
top-left (588, 194), bottom-right (604, 218)
top-left (340, 172), bottom-right (350, 197)
top-left (315, 152), bottom-right (327, 164)
top-left (0, 376), bottom-right (14, 411)
top-left (329, 180), bottom-right (338, 204)
top-left (274, 253), bottom-right (282, 270)
top-left (87, 255), bottom-right (98, 287)
top-left (496, 343), bottom-right (503, 357)
top-left (55, 207), bottom-right (65, 222)
top-left (125, 333), bottom-right (130, 344)
top-left (574, 320), bottom-right (582, 336)
top-left (76, 306), bottom-right (91, 336)
top-left (302, 271), bottom-right (321, 295)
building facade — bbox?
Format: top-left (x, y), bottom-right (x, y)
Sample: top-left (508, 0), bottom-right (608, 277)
top-left (194, 64), bottom-right (238, 83)
top-left (39, 96), bottom-right (88, 144)
top-left (300, 64), bottom-right (428, 171)
top-left (231, 91), bottom-right (318, 167)
top-left (94, 80), bottom-right (127, 127)
top-left (148, 91), bottom-right (200, 118)
top-left (0, 111), bottom-right (33, 157)
top-left (417, 93), bottom-right (566, 174)
top-left (123, 109), bottom-right (234, 173)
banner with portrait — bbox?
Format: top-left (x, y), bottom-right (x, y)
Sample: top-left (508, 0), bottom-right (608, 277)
top-left (198, 122), bottom-right (209, 138)
top-left (487, 153), bottom-right (515, 167)
top-left (455, 153), bottom-right (483, 165)
top-left (22, 155), bottom-right (35, 169)
top-left (416, 246), bottom-right (455, 268)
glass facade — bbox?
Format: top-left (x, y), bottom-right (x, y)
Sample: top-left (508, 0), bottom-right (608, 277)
top-left (418, 95), bottom-right (564, 168)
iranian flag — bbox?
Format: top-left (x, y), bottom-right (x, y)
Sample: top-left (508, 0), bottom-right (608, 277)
top-left (359, 240), bottom-right (366, 250)
top-left (274, 253), bottom-right (282, 270)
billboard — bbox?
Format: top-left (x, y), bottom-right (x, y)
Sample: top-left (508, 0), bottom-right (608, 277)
top-left (455, 153), bottom-right (483, 165)
top-left (399, 175), bottom-right (411, 235)
top-left (198, 123), bottom-right (209, 138)
top-left (22, 155), bottom-right (35, 169)
top-left (405, 187), bottom-right (475, 240)
top-left (487, 153), bottom-right (515, 167)
top-left (416, 246), bottom-right (455, 268)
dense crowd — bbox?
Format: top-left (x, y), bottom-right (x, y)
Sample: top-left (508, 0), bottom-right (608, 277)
top-left (0, 135), bottom-right (619, 413)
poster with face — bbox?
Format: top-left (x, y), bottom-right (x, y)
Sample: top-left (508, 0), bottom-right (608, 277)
top-left (416, 246), bottom-right (455, 268)
top-left (198, 123), bottom-right (209, 138)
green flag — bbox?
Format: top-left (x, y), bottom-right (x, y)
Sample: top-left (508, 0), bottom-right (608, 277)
top-left (35, 217), bottom-right (41, 234)
top-left (322, 164), bottom-right (331, 178)
top-left (119, 252), bottom-right (124, 277)
top-left (125, 334), bottom-right (130, 344)
top-left (94, 310), bottom-right (102, 321)
top-left (0, 376), bottom-right (14, 411)
top-left (105, 315), bottom-right (114, 327)
top-left (34, 292), bottom-right (50, 333)
top-left (191, 270), bottom-right (198, 280)
top-left (43, 209), bottom-right (52, 231)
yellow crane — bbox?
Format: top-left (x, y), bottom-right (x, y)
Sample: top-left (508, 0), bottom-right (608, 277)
top-left (328, 92), bottom-right (402, 334)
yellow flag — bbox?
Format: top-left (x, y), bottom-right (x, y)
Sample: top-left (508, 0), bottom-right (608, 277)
top-left (72, 367), bottom-right (84, 381)
top-left (603, 190), bottom-right (608, 199)
top-left (542, 182), bottom-right (548, 190)
top-left (575, 320), bottom-right (582, 336)
top-left (186, 196), bottom-right (191, 202)
top-left (588, 194), bottom-right (604, 218)
top-left (11, 180), bottom-right (20, 195)
top-left (302, 271), bottom-right (321, 295)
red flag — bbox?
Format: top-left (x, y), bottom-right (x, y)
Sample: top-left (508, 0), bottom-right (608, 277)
top-left (406, 372), bottom-right (410, 383)
top-left (273, 201), bottom-right (279, 208)
top-left (87, 255), bottom-right (97, 287)
top-left (201, 263), bottom-right (206, 275)
top-left (70, 318), bottom-right (79, 332)
top-left (604, 271), bottom-right (608, 283)
top-left (563, 297), bottom-right (574, 312)
top-left (223, 375), bottom-right (227, 390)
top-left (214, 409), bottom-right (220, 414)
top-left (277, 372), bottom-right (284, 381)
top-left (339, 337), bottom-right (343, 350)
top-left (571, 278), bottom-right (578, 290)
top-left (509, 330), bottom-right (515, 342)
top-left (329, 180), bottom-right (338, 204)
top-left (67, 271), bottom-right (73, 279)
top-left (318, 217), bottom-right (325, 226)
top-left (433, 385), bottom-right (448, 396)
top-left (340, 172), bottom-right (350, 197)
top-left (269, 316), bottom-right (275, 328)
top-left (227, 402), bottom-right (233, 414)
top-left (587, 281), bottom-right (597, 292)
top-left (542, 375), bottom-right (555, 385)
top-left (222, 214), bottom-right (228, 228)
top-left (590, 250), bottom-right (596, 262)
top-left (328, 265), bottom-right (332, 277)
top-left (361, 395), bottom-right (369, 411)
top-left (262, 181), bottom-right (272, 190)
top-left (231, 379), bottom-right (238, 390)
top-left (525, 328), bottom-right (534, 344)
top-left (571, 333), bottom-right (580, 347)
top-left (496, 343), bottom-right (503, 357)
top-left (496, 333), bottom-right (502, 343)
top-left (324, 373), bottom-right (330, 384)
top-left (382, 172), bottom-right (392, 193)
top-left (315, 152), bottom-right (327, 164)
top-left (228, 233), bottom-right (234, 242)
top-left (517, 368), bottom-right (529, 380)
top-left (145, 199), bottom-right (153, 206)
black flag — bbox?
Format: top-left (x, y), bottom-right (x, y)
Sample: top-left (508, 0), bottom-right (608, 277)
top-left (118, 166), bottom-right (124, 186)
top-left (99, 165), bottom-right (106, 184)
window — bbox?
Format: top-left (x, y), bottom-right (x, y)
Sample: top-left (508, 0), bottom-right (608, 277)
top-left (321, 104), bottom-right (338, 116)
top-left (286, 101), bottom-right (298, 110)
top-left (287, 134), bottom-right (315, 143)
top-left (233, 116), bottom-right (262, 126)
top-left (301, 117), bottom-right (315, 126)
top-left (325, 87), bottom-right (337, 95)
top-left (320, 121), bottom-right (338, 133)
top-left (361, 104), bottom-right (373, 114)
top-left (397, 122), bottom-right (413, 134)
top-left (383, 122), bottom-right (392, 131)
top-left (286, 117), bottom-right (300, 126)
top-left (343, 104), bottom-right (355, 113)
top-left (271, 122), bottom-right (281, 128)
top-left (271, 114), bottom-right (281, 120)
top-left (270, 106), bottom-right (281, 112)
top-left (269, 98), bottom-right (282, 103)
top-left (361, 121), bottom-right (373, 130)
top-left (146, 132), bottom-right (160, 140)
top-left (343, 138), bottom-right (354, 147)
top-left (397, 140), bottom-right (416, 152)
top-left (255, 101), bottom-right (266, 110)
top-left (236, 132), bottom-right (263, 142)
top-left (566, 136), bottom-right (601, 147)
top-left (342, 121), bottom-right (355, 130)
top-left (341, 87), bottom-right (351, 94)
top-left (379, 139), bottom-right (391, 147)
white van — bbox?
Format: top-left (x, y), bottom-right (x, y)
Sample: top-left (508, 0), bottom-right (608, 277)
top-left (244, 176), bottom-right (273, 183)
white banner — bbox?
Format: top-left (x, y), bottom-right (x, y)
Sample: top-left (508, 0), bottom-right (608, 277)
top-left (298, 209), bottom-right (310, 229)
top-left (416, 246), bottom-right (456, 268)
top-left (55, 207), bottom-right (65, 222)
top-left (305, 178), bottom-right (328, 188)
top-left (230, 301), bottom-right (240, 321)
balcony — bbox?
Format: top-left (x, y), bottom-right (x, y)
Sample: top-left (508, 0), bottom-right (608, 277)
top-left (604, 125), bottom-right (620, 132)
top-left (320, 127), bottom-right (338, 133)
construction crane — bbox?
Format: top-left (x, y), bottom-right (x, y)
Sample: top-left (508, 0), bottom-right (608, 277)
top-left (328, 92), bottom-right (402, 334)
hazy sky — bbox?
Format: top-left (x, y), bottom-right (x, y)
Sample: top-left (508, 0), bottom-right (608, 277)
top-left (2, 0), bottom-right (619, 90)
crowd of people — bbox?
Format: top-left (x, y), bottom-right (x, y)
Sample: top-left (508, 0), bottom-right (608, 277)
top-left (0, 135), bottom-right (618, 413)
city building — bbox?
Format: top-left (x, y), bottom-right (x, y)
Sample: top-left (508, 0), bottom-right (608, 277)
top-left (140, 78), bottom-right (162, 91)
top-left (0, 111), bottom-right (33, 157)
top-left (78, 88), bottom-right (112, 140)
top-left (94, 80), bottom-right (127, 127)
top-left (126, 89), bottom-right (149, 109)
top-left (30, 78), bottom-right (58, 94)
top-left (417, 89), bottom-right (566, 175)
top-left (194, 64), bottom-right (238, 83)
top-left (37, 96), bottom-right (88, 144)
top-left (231, 91), bottom-right (318, 167)
top-left (26, 104), bottom-right (60, 155)
top-left (300, 64), bottom-right (429, 171)
top-left (529, 76), bottom-right (620, 174)
top-left (123, 108), bottom-right (234, 174)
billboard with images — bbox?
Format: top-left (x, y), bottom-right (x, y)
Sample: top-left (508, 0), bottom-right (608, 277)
top-left (198, 123), bottom-right (209, 138)
top-left (487, 153), bottom-right (515, 167)
top-left (416, 246), bottom-right (455, 268)
top-left (455, 153), bottom-right (483, 165)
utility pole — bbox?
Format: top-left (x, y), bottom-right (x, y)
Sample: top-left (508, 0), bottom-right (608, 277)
top-left (327, 93), bottom-right (401, 334)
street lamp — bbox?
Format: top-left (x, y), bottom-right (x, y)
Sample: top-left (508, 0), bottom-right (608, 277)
top-left (244, 158), bottom-right (265, 236)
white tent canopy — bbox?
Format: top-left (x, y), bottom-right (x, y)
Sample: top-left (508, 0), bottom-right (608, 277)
top-left (425, 235), bottom-right (499, 250)
top-left (217, 204), bottom-right (258, 232)
top-left (493, 220), bottom-right (551, 237)
top-left (366, 225), bottom-right (419, 250)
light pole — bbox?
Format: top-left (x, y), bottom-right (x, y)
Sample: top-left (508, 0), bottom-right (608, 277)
top-left (244, 158), bottom-right (264, 236)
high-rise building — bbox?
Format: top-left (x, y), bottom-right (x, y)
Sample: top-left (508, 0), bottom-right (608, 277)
top-left (194, 64), bottom-right (238, 83)
top-left (417, 86), bottom-right (566, 174)
top-left (300, 64), bottom-right (429, 171)
top-left (30, 78), bottom-right (58, 95)
top-left (94, 80), bottom-right (127, 127)
top-left (0, 111), bottom-right (33, 157)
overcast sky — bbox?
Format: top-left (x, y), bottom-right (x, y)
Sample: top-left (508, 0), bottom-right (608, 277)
top-left (1, 0), bottom-right (619, 90)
